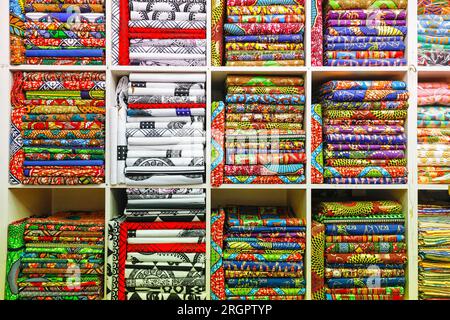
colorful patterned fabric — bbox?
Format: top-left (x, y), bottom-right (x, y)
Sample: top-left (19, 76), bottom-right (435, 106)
top-left (313, 80), bottom-right (408, 185)
top-left (5, 212), bottom-right (105, 300)
top-left (10, 0), bottom-right (105, 64)
top-left (213, 206), bottom-right (306, 300)
top-left (313, 200), bottom-right (407, 300)
top-left (10, 71), bottom-right (105, 185)
top-left (212, 75), bottom-right (305, 185)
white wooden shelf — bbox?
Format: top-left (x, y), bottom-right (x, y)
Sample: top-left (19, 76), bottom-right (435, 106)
top-left (0, 0), bottom-right (447, 301)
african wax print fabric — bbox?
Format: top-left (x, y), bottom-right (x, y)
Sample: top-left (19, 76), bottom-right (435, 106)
top-left (210, 0), bottom-right (305, 66)
top-left (418, 0), bottom-right (450, 65)
top-left (312, 80), bottom-right (409, 184)
top-left (322, 0), bottom-right (407, 66)
top-left (312, 200), bottom-right (407, 300)
top-left (9, 71), bottom-right (105, 185)
top-left (5, 211), bottom-right (105, 300)
top-left (211, 205), bottom-right (306, 300)
top-left (10, 0), bottom-right (105, 65)
top-left (418, 201), bottom-right (450, 299)
top-left (211, 74), bottom-right (306, 186)
top-left (417, 82), bottom-right (450, 184)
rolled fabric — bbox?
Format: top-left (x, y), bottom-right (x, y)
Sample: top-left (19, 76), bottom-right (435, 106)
top-left (326, 0), bottom-right (407, 10)
top-left (326, 277), bottom-right (406, 288)
top-left (326, 224), bottom-right (405, 235)
top-left (325, 158), bottom-right (407, 167)
top-left (324, 110), bottom-right (407, 120)
top-left (325, 42), bottom-right (406, 51)
top-left (225, 34), bottom-right (304, 43)
top-left (324, 134), bottom-right (407, 145)
top-left (224, 175), bottom-right (306, 184)
top-left (224, 164), bottom-right (304, 176)
top-left (224, 23), bottom-right (304, 36)
top-left (227, 5), bottom-right (304, 15)
top-left (318, 200), bottom-right (402, 217)
top-left (324, 177), bottom-right (408, 184)
top-left (325, 51), bottom-right (404, 59)
top-left (325, 35), bottom-right (404, 42)
top-left (324, 150), bottom-right (405, 159)
top-left (321, 90), bottom-right (409, 102)
top-left (323, 166), bottom-right (407, 178)
top-left (326, 58), bottom-right (406, 66)
top-left (326, 19), bottom-right (406, 27)
top-left (226, 278), bottom-right (305, 288)
top-left (326, 9), bottom-right (406, 20)
top-left (326, 26), bottom-right (407, 36)
top-left (326, 144), bottom-right (406, 151)
top-left (324, 125), bottom-right (404, 135)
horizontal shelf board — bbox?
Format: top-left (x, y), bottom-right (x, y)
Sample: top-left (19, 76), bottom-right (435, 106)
top-left (311, 66), bottom-right (409, 73)
top-left (211, 66), bottom-right (308, 73)
top-left (213, 184), bottom-right (307, 189)
top-left (417, 184), bottom-right (449, 191)
top-left (9, 65), bottom-right (107, 71)
top-left (417, 66), bottom-right (450, 73)
top-left (8, 184), bottom-right (107, 189)
top-left (110, 66), bottom-right (208, 73)
top-left (310, 184), bottom-right (409, 190)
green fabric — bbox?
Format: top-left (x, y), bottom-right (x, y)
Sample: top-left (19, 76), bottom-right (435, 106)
top-left (5, 219), bottom-right (28, 300)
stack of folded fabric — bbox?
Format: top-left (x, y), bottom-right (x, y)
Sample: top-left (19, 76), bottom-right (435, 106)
top-left (323, 0), bottom-right (407, 66)
top-left (418, 0), bottom-right (450, 66)
top-left (5, 211), bottom-right (105, 300)
top-left (312, 200), bottom-right (407, 300)
top-left (10, 0), bottom-right (105, 65)
top-left (222, 0), bottom-right (305, 66)
top-left (312, 80), bottom-right (409, 184)
top-left (112, 73), bottom-right (206, 186)
top-left (211, 74), bottom-right (306, 186)
top-left (417, 82), bottom-right (450, 184)
top-left (113, 0), bottom-right (206, 66)
top-left (210, 206), bottom-right (306, 300)
top-left (107, 188), bottom-right (207, 300)
top-left (418, 201), bottom-right (450, 300)
top-left (9, 71), bottom-right (106, 185)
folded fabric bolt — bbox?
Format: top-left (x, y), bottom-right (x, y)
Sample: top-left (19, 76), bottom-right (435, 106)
top-left (312, 80), bottom-right (408, 184)
top-left (112, 0), bottom-right (206, 65)
top-left (5, 212), bottom-right (105, 300)
top-left (312, 200), bottom-right (407, 300)
top-left (417, 82), bottom-right (450, 183)
top-left (211, 206), bottom-right (306, 300)
top-left (9, 71), bottom-right (106, 185)
top-left (107, 188), bottom-right (207, 300)
top-left (322, 2), bottom-right (407, 66)
top-left (211, 74), bottom-right (306, 186)
top-left (112, 73), bottom-right (206, 186)
top-left (10, 0), bottom-right (105, 65)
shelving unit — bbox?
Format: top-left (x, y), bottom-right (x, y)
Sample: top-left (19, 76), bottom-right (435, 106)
top-left (0, 0), bottom-right (448, 301)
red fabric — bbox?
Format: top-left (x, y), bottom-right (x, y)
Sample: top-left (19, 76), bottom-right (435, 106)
top-left (129, 30), bottom-right (206, 39)
top-left (128, 243), bottom-right (206, 253)
top-left (128, 103), bottom-right (206, 109)
top-left (126, 221), bottom-right (205, 230)
top-left (117, 220), bottom-right (206, 300)
top-left (119, 0), bottom-right (130, 65)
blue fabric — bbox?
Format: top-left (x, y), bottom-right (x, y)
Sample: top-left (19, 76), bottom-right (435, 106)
top-left (327, 277), bottom-right (406, 288)
top-left (24, 160), bottom-right (104, 166)
top-left (326, 224), bottom-right (405, 235)
top-left (26, 49), bottom-right (104, 57)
